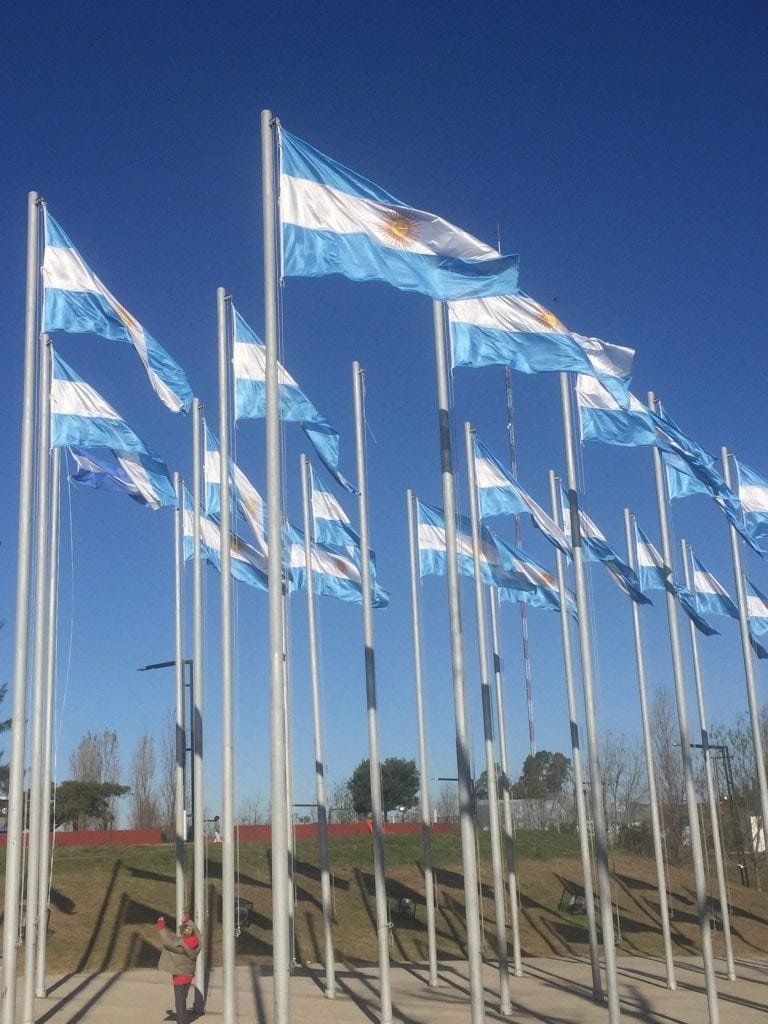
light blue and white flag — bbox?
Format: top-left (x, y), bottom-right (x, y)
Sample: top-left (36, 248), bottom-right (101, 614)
top-left (204, 426), bottom-right (269, 562)
top-left (310, 465), bottom-right (361, 550)
top-left (690, 553), bottom-right (738, 619)
top-left (69, 446), bottom-right (176, 510)
top-left (417, 500), bottom-right (513, 587)
top-left (183, 491), bottom-right (268, 591)
top-left (746, 579), bottom-right (768, 659)
top-left (279, 128), bottom-right (519, 301)
top-left (634, 522), bottom-right (717, 635)
top-left (473, 437), bottom-right (570, 555)
top-left (232, 308), bottom-right (356, 493)
top-left (735, 460), bottom-right (768, 547)
top-left (51, 350), bottom-right (152, 454)
top-left (42, 210), bottom-right (193, 414)
top-left (576, 376), bottom-right (658, 447)
top-left (494, 534), bottom-right (577, 617)
top-left (285, 522), bottom-right (389, 607)
top-left (449, 293), bottom-right (634, 407)
top-left (561, 491), bottom-right (649, 604)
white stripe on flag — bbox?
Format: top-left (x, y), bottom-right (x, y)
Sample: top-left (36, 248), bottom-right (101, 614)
top-left (50, 378), bottom-right (120, 420)
top-left (42, 244), bottom-right (102, 294)
top-left (232, 339), bottom-right (294, 385)
top-left (475, 455), bottom-right (511, 490)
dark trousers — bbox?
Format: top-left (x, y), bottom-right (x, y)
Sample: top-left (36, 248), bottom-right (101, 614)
top-left (173, 981), bottom-right (191, 1024)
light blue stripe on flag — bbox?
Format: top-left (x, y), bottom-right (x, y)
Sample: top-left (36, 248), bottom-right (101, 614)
top-left (576, 376), bottom-right (658, 447)
top-left (69, 446), bottom-right (176, 509)
top-left (279, 128), bottom-right (519, 301)
top-left (691, 553), bottom-right (738, 618)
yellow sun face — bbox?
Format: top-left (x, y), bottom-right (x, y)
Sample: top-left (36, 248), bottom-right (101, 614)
top-left (112, 300), bottom-right (139, 333)
top-left (537, 308), bottom-right (565, 332)
top-left (380, 208), bottom-right (420, 248)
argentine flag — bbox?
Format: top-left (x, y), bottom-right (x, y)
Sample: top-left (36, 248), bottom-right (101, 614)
top-left (285, 523), bottom-right (389, 608)
top-left (42, 210), bottom-right (193, 414)
top-left (449, 293), bottom-right (634, 407)
top-left (51, 350), bottom-right (153, 455)
top-left (576, 376), bottom-right (657, 447)
top-left (634, 522), bottom-right (716, 635)
top-left (736, 460), bottom-right (768, 547)
top-left (746, 579), bottom-right (768, 659)
top-left (69, 447), bottom-right (176, 510)
top-left (416, 501), bottom-right (515, 587)
top-left (310, 465), bottom-right (362, 552)
top-left (560, 491), bottom-right (649, 605)
top-left (473, 437), bottom-right (570, 556)
top-left (204, 427), bottom-right (269, 564)
top-left (232, 307), bottom-right (356, 493)
top-left (690, 553), bottom-right (738, 619)
top-left (183, 493), bottom-right (268, 591)
top-left (494, 534), bottom-right (576, 617)
top-left (279, 128), bottom-right (519, 301)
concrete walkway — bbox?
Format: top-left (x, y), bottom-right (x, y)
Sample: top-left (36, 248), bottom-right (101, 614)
top-left (21, 956), bottom-right (768, 1023)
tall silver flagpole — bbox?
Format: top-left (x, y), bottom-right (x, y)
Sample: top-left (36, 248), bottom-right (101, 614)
top-left (35, 446), bottom-right (61, 996)
top-left (648, 392), bottom-right (719, 1024)
top-left (216, 286), bottom-right (236, 1024)
top-left (559, 374), bottom-right (620, 1023)
top-left (721, 448), bottom-right (768, 864)
top-left (623, 509), bottom-right (676, 991)
top-left (174, 472), bottom-right (187, 928)
top-left (465, 423), bottom-right (511, 1016)
top-left (681, 539), bottom-right (736, 981)
top-left (3, 191), bottom-right (41, 1024)
top-left (21, 337), bottom-right (52, 1024)
top-left (192, 399), bottom-right (206, 1004)
top-left (352, 362), bottom-right (393, 1023)
top-left (406, 489), bottom-right (439, 989)
top-left (487, 588), bottom-right (522, 978)
top-left (432, 301), bottom-right (485, 1024)
top-left (261, 109), bottom-right (291, 1024)
top-left (300, 456), bottom-right (336, 997)
top-left (549, 469), bottom-right (602, 1002)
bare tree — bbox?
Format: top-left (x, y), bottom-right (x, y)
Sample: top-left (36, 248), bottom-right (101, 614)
top-left (600, 730), bottom-right (649, 838)
top-left (435, 783), bottom-right (459, 823)
top-left (129, 731), bottom-right (160, 829)
top-left (651, 687), bottom-right (687, 862)
top-left (159, 713), bottom-right (176, 834)
top-left (69, 729), bottom-right (122, 826)
top-left (327, 779), bottom-right (355, 823)
top-left (237, 794), bottom-right (267, 824)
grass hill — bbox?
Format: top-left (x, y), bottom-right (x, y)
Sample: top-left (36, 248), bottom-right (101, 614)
top-left (4, 829), bottom-right (768, 974)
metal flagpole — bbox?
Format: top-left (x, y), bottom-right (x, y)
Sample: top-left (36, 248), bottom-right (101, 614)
top-left (406, 489), bottom-right (439, 989)
top-left (301, 456), bottom-right (337, 997)
top-left (3, 191), bottom-right (41, 1024)
top-left (174, 472), bottom-right (187, 929)
top-left (21, 337), bottom-right (52, 1024)
top-left (549, 469), bottom-right (602, 1002)
top-left (721, 448), bottom-right (768, 866)
top-left (35, 445), bottom-right (61, 996)
top-left (681, 539), bottom-right (736, 981)
top-left (216, 286), bottom-right (236, 1024)
top-left (261, 109), bottom-right (291, 1024)
top-left (192, 400), bottom-right (206, 1005)
top-left (432, 301), bottom-right (485, 1024)
top-left (352, 362), bottom-right (393, 1023)
top-left (648, 392), bottom-right (719, 1024)
top-left (487, 588), bottom-right (522, 978)
top-left (623, 510), bottom-right (676, 991)
top-left (559, 374), bottom-right (620, 1023)
top-left (282, 599), bottom-right (296, 970)
top-left (465, 423), bottom-right (511, 1016)
top-left (504, 368), bottom-right (536, 756)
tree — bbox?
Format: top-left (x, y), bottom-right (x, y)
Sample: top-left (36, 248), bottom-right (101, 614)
top-left (600, 731), bottom-right (648, 836)
top-left (0, 681), bottom-right (11, 796)
top-left (348, 757), bottom-right (419, 820)
top-left (435, 783), bottom-right (459, 822)
top-left (512, 750), bottom-right (571, 800)
top-left (159, 714), bottom-right (177, 834)
top-left (651, 687), bottom-right (687, 863)
top-left (54, 780), bottom-right (129, 830)
top-left (69, 729), bottom-right (122, 824)
top-left (129, 732), bottom-right (160, 829)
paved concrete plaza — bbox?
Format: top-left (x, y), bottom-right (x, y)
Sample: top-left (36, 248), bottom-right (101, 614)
top-left (19, 956), bottom-right (768, 1023)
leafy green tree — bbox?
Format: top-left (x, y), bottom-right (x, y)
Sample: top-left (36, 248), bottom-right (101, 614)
top-left (512, 750), bottom-right (571, 800)
top-left (348, 757), bottom-right (419, 820)
top-left (54, 780), bottom-right (130, 830)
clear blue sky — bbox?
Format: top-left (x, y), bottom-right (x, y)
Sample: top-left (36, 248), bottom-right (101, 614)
top-left (1, 2), bottom-right (767, 822)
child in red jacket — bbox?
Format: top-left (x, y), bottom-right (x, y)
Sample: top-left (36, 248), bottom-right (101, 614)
top-left (156, 915), bottom-right (201, 1024)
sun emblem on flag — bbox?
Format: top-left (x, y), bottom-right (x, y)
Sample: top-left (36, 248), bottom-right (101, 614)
top-left (537, 308), bottom-right (565, 332)
top-left (379, 208), bottom-right (420, 248)
top-left (112, 299), bottom-right (140, 333)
